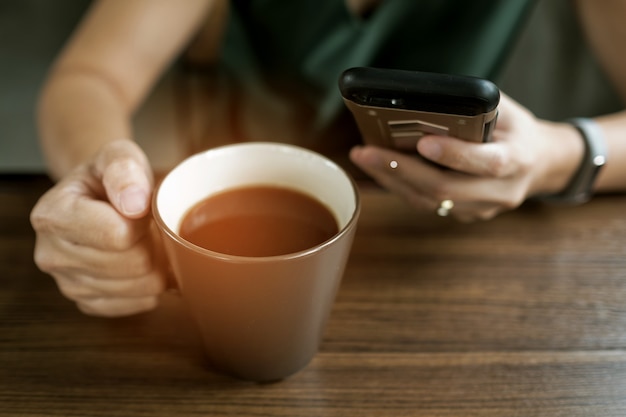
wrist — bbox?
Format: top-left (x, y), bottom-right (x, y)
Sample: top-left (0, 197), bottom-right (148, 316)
top-left (530, 121), bottom-right (585, 197)
top-left (38, 72), bottom-right (132, 179)
top-left (534, 118), bottom-right (607, 204)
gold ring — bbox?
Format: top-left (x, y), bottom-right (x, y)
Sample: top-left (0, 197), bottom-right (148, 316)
top-left (436, 199), bottom-right (454, 217)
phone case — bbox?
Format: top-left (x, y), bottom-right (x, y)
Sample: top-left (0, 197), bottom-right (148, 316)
top-left (339, 67), bottom-right (500, 151)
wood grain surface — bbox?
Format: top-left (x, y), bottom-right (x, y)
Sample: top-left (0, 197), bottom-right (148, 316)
top-left (2, 174), bottom-right (626, 416)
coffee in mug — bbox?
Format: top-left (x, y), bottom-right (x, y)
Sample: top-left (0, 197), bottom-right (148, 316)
top-left (152, 142), bottom-right (360, 382)
top-left (179, 185), bottom-right (338, 257)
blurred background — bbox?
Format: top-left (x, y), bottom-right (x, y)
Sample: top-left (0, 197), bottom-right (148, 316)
top-left (0, 0), bottom-right (622, 174)
top-left (0, 0), bottom-right (89, 172)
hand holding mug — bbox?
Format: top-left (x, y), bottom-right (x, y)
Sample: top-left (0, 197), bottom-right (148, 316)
top-left (30, 140), bottom-right (167, 317)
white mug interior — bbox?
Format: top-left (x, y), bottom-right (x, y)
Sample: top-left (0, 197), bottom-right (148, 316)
top-left (155, 142), bottom-right (358, 239)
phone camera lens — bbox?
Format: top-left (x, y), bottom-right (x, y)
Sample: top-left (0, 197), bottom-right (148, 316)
top-left (353, 94), bottom-right (370, 104)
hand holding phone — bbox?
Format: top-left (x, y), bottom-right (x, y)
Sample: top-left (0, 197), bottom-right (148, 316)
top-left (339, 67), bottom-right (500, 152)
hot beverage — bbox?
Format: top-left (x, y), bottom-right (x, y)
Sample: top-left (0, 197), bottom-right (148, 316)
top-left (179, 185), bottom-right (339, 257)
top-left (153, 142), bottom-right (360, 381)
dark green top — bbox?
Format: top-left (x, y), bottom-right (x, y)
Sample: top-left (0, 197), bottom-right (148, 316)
top-left (219, 0), bottom-right (535, 131)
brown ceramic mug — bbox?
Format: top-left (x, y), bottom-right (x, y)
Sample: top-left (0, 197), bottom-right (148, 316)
top-left (152, 142), bottom-right (360, 382)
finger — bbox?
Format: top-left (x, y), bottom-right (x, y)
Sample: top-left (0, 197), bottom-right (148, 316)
top-left (350, 146), bottom-right (438, 191)
top-left (34, 231), bottom-right (161, 280)
top-left (31, 184), bottom-right (149, 251)
top-left (77, 296), bottom-right (159, 318)
top-left (54, 269), bottom-right (166, 301)
top-left (417, 135), bottom-right (517, 178)
top-left (442, 200), bottom-right (504, 223)
top-left (441, 170), bottom-right (527, 214)
top-left (350, 145), bottom-right (523, 220)
top-left (92, 140), bottom-right (154, 219)
top-left (350, 146), bottom-right (437, 211)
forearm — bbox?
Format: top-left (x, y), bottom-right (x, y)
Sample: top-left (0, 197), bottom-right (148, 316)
top-left (36, 0), bottom-right (217, 181)
top-left (573, 1), bottom-right (626, 192)
top-left (37, 69), bottom-right (135, 181)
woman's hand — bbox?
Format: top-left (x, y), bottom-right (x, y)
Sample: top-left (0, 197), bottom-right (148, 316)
top-left (349, 93), bottom-right (584, 222)
top-left (30, 140), bottom-right (167, 317)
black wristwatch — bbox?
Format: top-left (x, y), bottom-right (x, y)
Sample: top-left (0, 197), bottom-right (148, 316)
top-left (540, 118), bottom-right (607, 204)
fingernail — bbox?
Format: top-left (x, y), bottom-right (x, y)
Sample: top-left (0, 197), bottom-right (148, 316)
top-left (349, 146), bottom-right (363, 161)
top-left (350, 146), bottom-right (382, 168)
top-left (119, 186), bottom-right (148, 216)
top-left (418, 139), bottom-right (442, 160)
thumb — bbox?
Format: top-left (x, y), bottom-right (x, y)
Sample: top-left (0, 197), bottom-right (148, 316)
top-left (93, 140), bottom-right (154, 219)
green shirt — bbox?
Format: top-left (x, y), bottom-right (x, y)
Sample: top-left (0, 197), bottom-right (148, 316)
top-left (220, 0), bottom-right (535, 130)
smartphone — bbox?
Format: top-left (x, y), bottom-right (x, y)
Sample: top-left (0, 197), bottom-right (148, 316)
top-left (339, 67), bottom-right (500, 152)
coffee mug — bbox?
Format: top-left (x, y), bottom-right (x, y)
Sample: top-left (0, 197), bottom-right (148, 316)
top-left (152, 142), bottom-right (360, 381)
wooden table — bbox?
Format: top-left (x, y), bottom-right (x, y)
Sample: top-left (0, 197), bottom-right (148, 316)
top-left (2, 173), bottom-right (626, 416)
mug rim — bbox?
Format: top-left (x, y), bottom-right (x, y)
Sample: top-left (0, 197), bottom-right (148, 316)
top-left (152, 142), bottom-right (361, 263)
